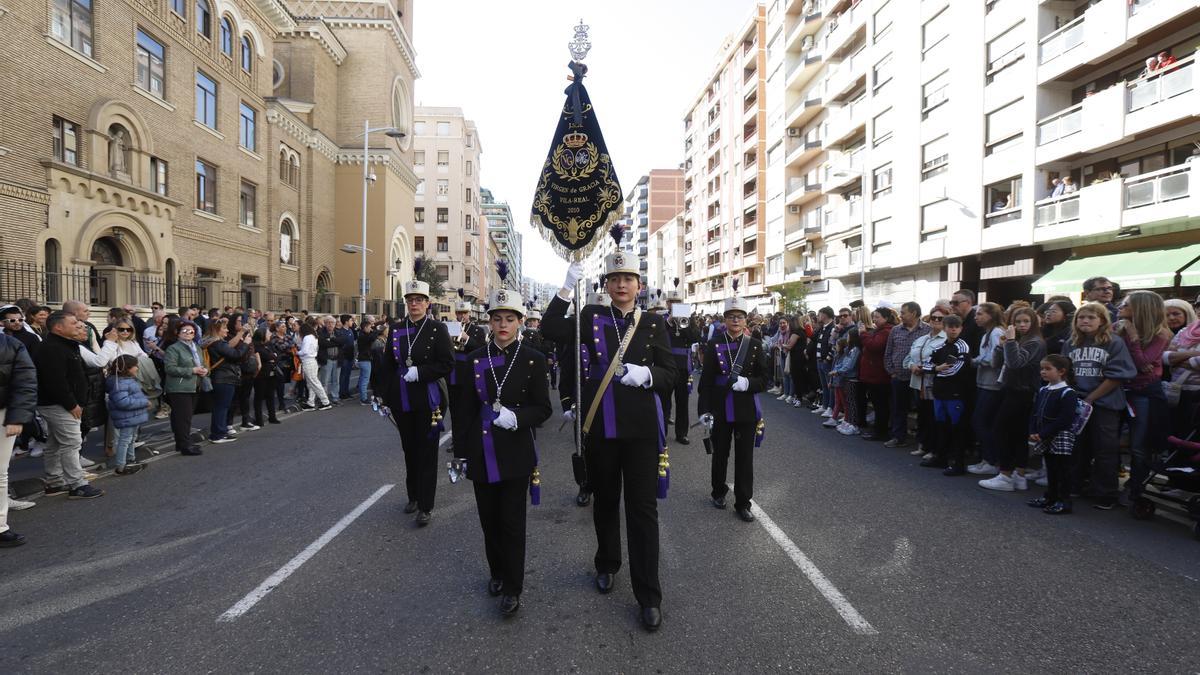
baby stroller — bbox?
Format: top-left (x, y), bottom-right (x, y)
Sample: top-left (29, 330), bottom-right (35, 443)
top-left (1130, 434), bottom-right (1200, 541)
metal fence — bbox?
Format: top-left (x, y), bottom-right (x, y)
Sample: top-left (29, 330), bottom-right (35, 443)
top-left (0, 261), bottom-right (98, 305)
top-left (129, 273), bottom-right (167, 308)
top-left (266, 291), bottom-right (293, 312)
top-left (175, 274), bottom-right (207, 309)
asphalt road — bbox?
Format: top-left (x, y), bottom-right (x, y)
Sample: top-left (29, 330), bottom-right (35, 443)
top-left (3, 390), bottom-right (1199, 673)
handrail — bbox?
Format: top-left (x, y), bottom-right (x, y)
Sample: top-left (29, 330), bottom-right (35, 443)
top-left (1127, 54), bottom-right (1195, 112)
top-left (1124, 162), bottom-right (1193, 184)
top-left (1035, 102), bottom-right (1083, 145)
top-left (1038, 15), bottom-right (1085, 65)
top-left (1123, 162), bottom-right (1192, 209)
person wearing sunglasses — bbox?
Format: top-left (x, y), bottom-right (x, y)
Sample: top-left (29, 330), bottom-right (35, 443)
top-left (904, 302), bottom-right (952, 461)
top-left (1082, 277), bottom-right (1119, 323)
top-left (1, 306), bottom-right (40, 357)
top-left (98, 320), bottom-right (152, 458)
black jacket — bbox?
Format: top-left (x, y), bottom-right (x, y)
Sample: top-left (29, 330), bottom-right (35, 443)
top-left (455, 340), bottom-right (552, 483)
top-left (542, 295), bottom-right (677, 441)
top-left (0, 334), bottom-right (38, 425)
top-left (335, 326), bottom-right (356, 361)
top-left (697, 333), bottom-right (769, 424)
top-left (356, 326), bottom-right (379, 361)
top-left (208, 338), bottom-right (251, 386)
top-left (5, 328), bottom-right (40, 359)
top-left (380, 316), bottom-right (454, 412)
top-left (35, 333), bottom-right (88, 411)
top-left (667, 322), bottom-right (700, 372)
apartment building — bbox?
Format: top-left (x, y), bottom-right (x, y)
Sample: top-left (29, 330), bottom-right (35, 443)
top-left (648, 213), bottom-right (686, 296)
top-left (411, 107), bottom-right (484, 313)
top-left (480, 188), bottom-right (522, 291)
top-left (0, 0), bottom-right (421, 314)
top-left (681, 4), bottom-right (769, 314)
top-left (763, 0), bottom-right (1200, 313)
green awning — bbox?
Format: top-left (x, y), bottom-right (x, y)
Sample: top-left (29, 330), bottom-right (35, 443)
top-left (1032, 244), bottom-right (1200, 295)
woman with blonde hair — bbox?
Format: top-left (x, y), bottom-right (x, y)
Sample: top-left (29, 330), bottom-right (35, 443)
top-left (1115, 290), bottom-right (1173, 499)
top-left (1063, 302), bottom-right (1136, 510)
top-left (1164, 298), bottom-right (1196, 335)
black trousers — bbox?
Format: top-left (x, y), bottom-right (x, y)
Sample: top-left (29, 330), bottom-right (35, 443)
top-left (711, 421), bottom-right (755, 511)
top-left (165, 392), bottom-right (195, 451)
top-left (995, 390), bottom-right (1034, 471)
top-left (661, 372), bottom-right (690, 440)
top-left (863, 381), bottom-right (891, 437)
top-left (395, 411), bottom-right (440, 512)
top-left (228, 379), bottom-right (253, 426)
top-left (253, 376), bottom-right (278, 425)
top-left (472, 477), bottom-right (528, 596)
top-left (1044, 453), bottom-right (1072, 504)
top-left (448, 384), bottom-right (469, 452)
top-left (586, 437), bottom-right (662, 609)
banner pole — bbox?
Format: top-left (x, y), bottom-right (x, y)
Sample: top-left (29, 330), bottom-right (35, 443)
top-left (574, 275), bottom-right (583, 458)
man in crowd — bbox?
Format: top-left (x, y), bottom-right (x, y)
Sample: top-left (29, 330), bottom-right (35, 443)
top-left (883, 301), bottom-right (928, 448)
top-left (812, 307), bottom-right (836, 414)
top-left (34, 311), bottom-right (103, 500)
top-left (0, 325), bottom-right (38, 547)
top-left (664, 289), bottom-right (699, 445)
top-left (317, 315), bottom-right (340, 404)
top-left (950, 289), bottom-right (981, 357)
top-left (2, 306), bottom-right (40, 357)
top-left (335, 314), bottom-right (357, 401)
top-left (1083, 276), bottom-right (1119, 322)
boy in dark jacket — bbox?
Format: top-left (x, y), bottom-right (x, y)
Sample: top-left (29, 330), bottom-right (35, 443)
top-left (921, 315), bottom-right (972, 475)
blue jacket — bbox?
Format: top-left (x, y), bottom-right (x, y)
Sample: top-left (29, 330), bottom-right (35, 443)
top-left (106, 374), bottom-right (150, 429)
top-left (831, 347), bottom-right (861, 381)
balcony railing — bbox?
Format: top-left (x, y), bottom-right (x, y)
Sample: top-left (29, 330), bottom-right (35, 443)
top-left (1127, 56), bottom-right (1194, 113)
top-left (984, 205), bottom-right (1022, 227)
top-left (1034, 194), bottom-right (1081, 227)
top-left (1036, 103), bottom-right (1082, 146)
top-left (1038, 15), bottom-right (1084, 65)
top-left (1124, 163), bottom-right (1191, 209)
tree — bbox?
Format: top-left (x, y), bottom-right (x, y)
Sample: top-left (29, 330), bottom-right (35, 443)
top-left (413, 255), bottom-right (446, 300)
top-left (775, 281), bottom-right (809, 316)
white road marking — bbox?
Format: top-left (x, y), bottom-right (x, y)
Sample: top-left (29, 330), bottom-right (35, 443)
top-left (751, 501), bottom-right (879, 635)
top-left (217, 484), bottom-right (395, 622)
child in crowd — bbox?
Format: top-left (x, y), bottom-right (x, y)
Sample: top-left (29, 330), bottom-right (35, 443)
top-left (106, 354), bottom-right (150, 475)
top-left (1028, 354), bottom-right (1079, 515)
top-left (921, 314), bottom-right (972, 475)
top-left (823, 338), bottom-right (848, 429)
top-left (835, 332), bottom-right (863, 436)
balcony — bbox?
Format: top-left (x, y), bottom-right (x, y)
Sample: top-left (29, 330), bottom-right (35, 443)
top-left (1037, 16), bottom-right (1084, 67)
top-left (785, 4), bottom-right (822, 53)
top-left (785, 133), bottom-right (823, 168)
top-left (822, 202), bottom-right (862, 238)
top-left (784, 225), bottom-right (806, 249)
top-left (784, 79), bottom-right (825, 129)
top-left (1123, 163), bottom-right (1195, 228)
top-left (823, 97), bottom-right (866, 148)
top-left (823, 156), bottom-right (862, 191)
top-left (785, 175), bottom-right (823, 207)
top-left (823, 49), bottom-right (866, 103)
top-left (1033, 165), bottom-right (1195, 243)
top-left (823, 2), bottom-right (866, 56)
top-left (1034, 194), bottom-right (1081, 228)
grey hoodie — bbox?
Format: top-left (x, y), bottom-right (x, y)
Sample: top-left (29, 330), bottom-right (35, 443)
top-left (1061, 334), bottom-right (1137, 411)
top-left (996, 336), bottom-right (1046, 393)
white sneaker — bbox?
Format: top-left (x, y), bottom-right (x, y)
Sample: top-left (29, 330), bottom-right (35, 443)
top-left (837, 424), bottom-right (859, 436)
top-left (909, 447), bottom-right (926, 456)
top-left (1011, 473), bottom-right (1028, 491)
top-left (922, 452), bottom-right (935, 460)
top-left (1035, 476), bottom-right (1048, 487)
top-left (792, 400), bottom-right (803, 408)
top-left (811, 405), bottom-right (826, 415)
top-left (240, 424), bottom-right (261, 431)
top-left (822, 418), bottom-right (839, 428)
top-left (768, 387), bottom-right (781, 395)
top-left (967, 461), bottom-right (998, 475)
top-left (821, 409), bottom-right (834, 418)
top-left (30, 447), bottom-right (43, 458)
top-left (978, 474), bottom-right (1015, 492)
top-left (1024, 468), bottom-right (1046, 481)
top-left (79, 456), bottom-right (96, 469)
top-left (226, 427), bottom-right (239, 436)
top-left (776, 394), bottom-right (788, 400)
top-left (8, 497), bottom-right (36, 511)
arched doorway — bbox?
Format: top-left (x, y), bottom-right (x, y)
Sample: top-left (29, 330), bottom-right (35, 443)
top-left (90, 236), bottom-right (123, 305)
top-left (315, 270), bottom-right (332, 313)
top-left (44, 238), bottom-right (62, 303)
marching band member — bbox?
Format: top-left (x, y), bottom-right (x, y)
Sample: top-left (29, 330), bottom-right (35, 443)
top-left (663, 281), bottom-right (699, 444)
top-left (449, 290), bottom-right (487, 454)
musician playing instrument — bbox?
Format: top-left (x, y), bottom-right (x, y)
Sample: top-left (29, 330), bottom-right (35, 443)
top-left (449, 294), bottom-right (488, 454)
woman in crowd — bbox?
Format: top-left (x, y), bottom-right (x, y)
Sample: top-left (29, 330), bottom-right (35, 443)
top-left (979, 306), bottom-right (1045, 491)
top-left (162, 321), bottom-right (205, 456)
top-left (356, 318), bottom-right (379, 404)
top-left (1164, 299), bottom-right (1196, 335)
top-left (1115, 291), bottom-right (1172, 498)
top-left (783, 316), bottom-right (809, 409)
top-left (1164, 309), bottom-right (1200, 436)
top-left (774, 317), bottom-right (795, 403)
top-left (857, 307), bottom-right (896, 441)
top-left (1063, 303), bottom-right (1136, 510)
top-left (1039, 300), bottom-right (1074, 356)
top-left (906, 303), bottom-right (950, 459)
top-left (204, 318), bottom-right (251, 443)
top-left (297, 321), bottom-right (331, 410)
top-left (98, 317), bottom-right (151, 457)
top-left (252, 328), bottom-right (282, 426)
top-left (968, 302), bottom-right (1005, 475)
top-left (26, 306), bottom-right (50, 338)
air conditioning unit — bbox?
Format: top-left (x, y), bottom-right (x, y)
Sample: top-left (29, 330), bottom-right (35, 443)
top-left (788, 205), bottom-right (801, 214)
top-left (786, 127), bottom-right (801, 137)
top-left (801, 35), bottom-right (814, 51)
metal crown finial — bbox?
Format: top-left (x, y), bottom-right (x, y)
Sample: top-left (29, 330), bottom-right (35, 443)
top-left (568, 20), bottom-right (591, 62)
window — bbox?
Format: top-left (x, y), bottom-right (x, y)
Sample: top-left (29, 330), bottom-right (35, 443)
top-left (50, 0), bottom-right (94, 57)
top-left (195, 160), bottom-right (217, 213)
top-left (986, 23), bottom-right (1024, 79)
top-left (921, 136), bottom-right (949, 179)
top-left (436, 236), bottom-right (448, 252)
top-left (465, 160), bottom-right (473, 176)
top-left (414, 150), bottom-right (425, 168)
top-left (921, 71), bottom-right (949, 115)
top-left (920, 200), bottom-right (952, 239)
top-left (241, 35), bottom-right (253, 72)
top-left (196, 0), bottom-right (212, 38)
top-left (873, 0), bottom-right (893, 41)
top-left (985, 98), bottom-right (1023, 155)
top-left (280, 219), bottom-right (297, 265)
top-left (873, 53), bottom-right (893, 91)
top-left (136, 30), bottom-right (166, 97)
top-left (872, 108), bottom-right (894, 146)
top-left (195, 71), bottom-right (218, 128)
top-left (465, 214), bottom-right (473, 230)
top-left (171, 0), bottom-right (185, 17)
top-left (415, 179), bottom-right (425, 196)
top-left (922, 8), bottom-right (949, 54)
top-left (53, 116), bottom-right (80, 166)
top-left (871, 218), bottom-right (893, 252)
top-left (436, 208), bottom-right (448, 223)
top-left (414, 207), bottom-right (425, 223)
top-left (465, 188), bottom-right (473, 203)
top-left (437, 150), bottom-right (449, 167)
top-left (239, 181), bottom-right (257, 227)
top-left (435, 265), bottom-right (449, 281)
top-left (872, 164), bottom-right (893, 197)
top-left (464, 268), bottom-right (472, 284)
top-left (413, 121), bottom-right (427, 135)
top-left (151, 157), bottom-right (168, 195)
top-left (219, 17), bottom-right (233, 56)
top-left (436, 179), bottom-right (448, 196)
top-left (436, 121), bottom-right (451, 136)
top-left (464, 241), bottom-right (472, 257)
top-left (414, 236), bottom-right (425, 252)
top-left (239, 103), bottom-right (256, 151)
top-left (986, 176), bottom-right (1022, 220)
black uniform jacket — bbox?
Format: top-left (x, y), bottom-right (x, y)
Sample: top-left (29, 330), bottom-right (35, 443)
top-left (697, 332), bottom-right (769, 424)
top-left (456, 340), bottom-right (552, 483)
top-left (381, 316), bottom-right (454, 412)
top-left (541, 295), bottom-right (677, 440)
top-left (666, 322), bottom-right (700, 373)
top-left (451, 322), bottom-right (488, 386)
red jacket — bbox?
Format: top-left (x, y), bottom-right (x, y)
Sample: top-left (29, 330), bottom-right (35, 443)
top-left (858, 325), bottom-right (892, 385)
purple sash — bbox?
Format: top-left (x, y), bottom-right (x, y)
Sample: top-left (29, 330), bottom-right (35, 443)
top-left (591, 313), bottom-right (626, 439)
top-left (472, 354), bottom-right (506, 483)
top-left (713, 341), bottom-right (764, 447)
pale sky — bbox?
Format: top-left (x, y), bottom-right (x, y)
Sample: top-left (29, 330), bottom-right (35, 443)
top-left (414, 0), bottom-right (760, 284)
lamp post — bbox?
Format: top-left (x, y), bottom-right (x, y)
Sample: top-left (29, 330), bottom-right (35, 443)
top-left (355, 120), bottom-right (406, 318)
top-left (831, 166), bottom-right (868, 303)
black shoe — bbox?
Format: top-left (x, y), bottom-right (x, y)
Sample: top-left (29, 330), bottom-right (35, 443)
top-left (1044, 500), bottom-right (1073, 515)
top-left (298, 403), bottom-right (315, 410)
top-left (68, 484), bottom-right (104, 500)
top-left (180, 446), bottom-right (203, 456)
top-left (114, 464), bottom-right (144, 476)
top-left (1092, 497), bottom-right (1117, 511)
top-left (416, 510), bottom-right (432, 526)
top-left (640, 606), bottom-right (662, 632)
top-left (42, 484), bottom-right (69, 496)
top-left (576, 488), bottom-right (592, 507)
top-left (665, 417), bottom-right (674, 425)
top-left (487, 578), bottom-right (504, 597)
top-left (942, 466), bottom-right (966, 477)
top-left (675, 436), bottom-right (690, 445)
top-left (499, 594), bottom-right (521, 616)
top-left (403, 500), bottom-right (419, 514)
top-left (317, 403), bottom-right (333, 411)
top-left (736, 507), bottom-right (755, 522)
top-left (594, 572), bottom-right (614, 594)
top-left (1027, 497), bottom-right (1050, 508)
top-left (919, 458), bottom-right (944, 468)
top-left (268, 418), bottom-right (281, 424)
top-left (0, 530), bottom-right (27, 548)
top-left (860, 433), bottom-right (880, 441)
top-left (711, 494), bottom-right (727, 509)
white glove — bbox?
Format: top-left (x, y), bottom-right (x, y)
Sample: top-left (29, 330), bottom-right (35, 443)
top-left (732, 376), bottom-right (749, 392)
top-left (494, 406), bottom-right (518, 430)
top-left (561, 261), bottom-right (584, 295)
top-left (619, 363), bottom-right (652, 388)
top-left (699, 413), bottom-right (714, 430)
top-left (402, 366), bottom-right (419, 382)
top-left (563, 408), bottom-right (576, 422)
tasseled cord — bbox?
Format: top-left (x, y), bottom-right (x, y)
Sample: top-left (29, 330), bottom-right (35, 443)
top-left (529, 467), bottom-right (541, 506)
top-left (656, 448), bottom-right (670, 500)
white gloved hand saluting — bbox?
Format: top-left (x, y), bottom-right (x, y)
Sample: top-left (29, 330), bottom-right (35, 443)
top-left (403, 366), bottom-right (419, 383)
top-left (731, 376), bottom-right (749, 392)
top-left (494, 406), bottom-right (518, 430)
top-left (560, 261), bottom-right (584, 298)
top-left (620, 363), bottom-right (652, 388)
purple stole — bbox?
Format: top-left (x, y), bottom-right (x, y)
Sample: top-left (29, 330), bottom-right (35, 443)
top-left (713, 340), bottom-right (765, 448)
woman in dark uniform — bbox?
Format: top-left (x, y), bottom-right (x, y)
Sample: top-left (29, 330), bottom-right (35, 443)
top-left (457, 287), bottom-right (552, 617)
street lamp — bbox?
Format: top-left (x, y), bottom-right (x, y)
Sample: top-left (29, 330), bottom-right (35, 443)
top-left (831, 167), bottom-right (867, 303)
top-left (354, 120), bottom-right (406, 318)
